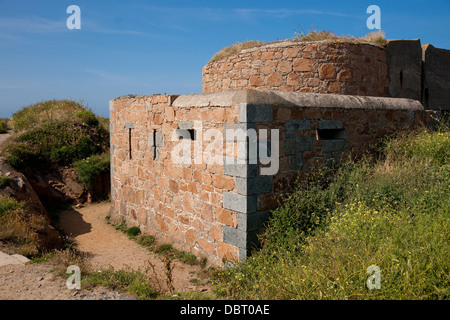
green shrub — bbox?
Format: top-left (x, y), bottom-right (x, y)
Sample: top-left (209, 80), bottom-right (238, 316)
top-left (4, 100), bottom-right (109, 170)
top-left (4, 120), bottom-right (105, 168)
top-left (49, 136), bottom-right (97, 166)
top-left (177, 251), bottom-right (200, 266)
top-left (4, 143), bottom-right (39, 169)
top-left (74, 154), bottom-right (110, 190)
top-left (126, 226), bottom-right (141, 238)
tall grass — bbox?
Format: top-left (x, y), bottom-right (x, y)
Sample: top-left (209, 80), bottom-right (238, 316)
top-left (213, 125), bottom-right (450, 300)
top-left (0, 196), bottom-right (49, 256)
top-left (293, 27), bottom-right (387, 46)
top-left (208, 28), bottom-right (388, 64)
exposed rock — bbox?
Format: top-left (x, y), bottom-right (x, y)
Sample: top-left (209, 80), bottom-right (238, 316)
top-left (0, 158), bottom-right (62, 251)
top-left (0, 160), bottom-right (47, 218)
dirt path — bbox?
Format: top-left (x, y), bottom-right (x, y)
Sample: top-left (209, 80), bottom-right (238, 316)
top-left (0, 202), bottom-right (212, 300)
top-left (0, 262), bottom-right (137, 300)
top-left (56, 202), bottom-right (211, 294)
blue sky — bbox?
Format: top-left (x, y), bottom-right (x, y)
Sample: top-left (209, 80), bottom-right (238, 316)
top-left (0, 0), bottom-right (449, 118)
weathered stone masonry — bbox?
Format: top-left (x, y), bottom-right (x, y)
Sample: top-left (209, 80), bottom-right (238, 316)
top-left (203, 39), bottom-right (450, 112)
top-left (110, 38), bottom-right (449, 265)
top-left (110, 90), bottom-right (428, 265)
top-left (203, 40), bottom-right (389, 97)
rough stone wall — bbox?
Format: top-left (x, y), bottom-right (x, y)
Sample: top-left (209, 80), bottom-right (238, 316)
top-left (386, 39), bottom-right (422, 101)
top-left (110, 90), bottom-right (429, 264)
top-left (385, 39), bottom-right (450, 112)
top-left (422, 44), bottom-right (450, 111)
top-left (109, 94), bottom-right (243, 264)
top-left (203, 40), bottom-right (388, 97)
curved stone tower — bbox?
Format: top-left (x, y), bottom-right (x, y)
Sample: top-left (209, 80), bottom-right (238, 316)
top-left (202, 40), bottom-right (389, 97)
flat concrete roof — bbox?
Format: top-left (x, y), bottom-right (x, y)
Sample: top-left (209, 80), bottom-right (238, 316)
top-left (171, 90), bottom-right (424, 111)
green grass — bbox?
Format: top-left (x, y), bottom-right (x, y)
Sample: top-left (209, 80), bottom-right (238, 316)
top-left (2, 100), bottom-right (109, 196)
top-left (82, 269), bottom-right (160, 300)
top-left (42, 223), bottom-right (212, 300)
top-left (213, 124), bottom-right (450, 300)
top-left (4, 120), bottom-right (108, 169)
top-left (0, 196), bottom-right (49, 257)
top-left (41, 247), bottom-right (215, 300)
top-left (382, 125), bottom-right (450, 167)
top-left (126, 226), bottom-right (141, 238)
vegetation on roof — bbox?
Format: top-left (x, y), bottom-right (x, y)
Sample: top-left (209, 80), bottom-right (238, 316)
top-left (208, 28), bottom-right (388, 63)
top-left (209, 40), bottom-right (267, 63)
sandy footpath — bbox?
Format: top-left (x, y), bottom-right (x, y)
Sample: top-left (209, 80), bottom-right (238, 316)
top-left (0, 202), bottom-right (211, 300)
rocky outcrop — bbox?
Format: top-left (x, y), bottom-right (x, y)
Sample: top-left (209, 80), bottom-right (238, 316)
top-left (0, 158), bottom-right (62, 251)
top-left (20, 165), bottom-right (86, 208)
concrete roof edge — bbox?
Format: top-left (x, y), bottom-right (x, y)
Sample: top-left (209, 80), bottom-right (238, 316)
top-left (257, 91), bottom-right (424, 110)
top-left (123, 90), bottom-right (424, 111)
top-left (172, 91), bottom-right (245, 107)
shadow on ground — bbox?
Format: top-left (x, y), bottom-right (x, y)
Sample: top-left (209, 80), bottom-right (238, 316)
top-left (56, 207), bottom-right (92, 238)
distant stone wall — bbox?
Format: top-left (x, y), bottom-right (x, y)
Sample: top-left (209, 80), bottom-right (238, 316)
top-left (386, 39), bottom-right (422, 101)
top-left (385, 39), bottom-right (450, 112)
top-left (202, 40), bottom-right (389, 97)
top-left (422, 44), bottom-right (450, 111)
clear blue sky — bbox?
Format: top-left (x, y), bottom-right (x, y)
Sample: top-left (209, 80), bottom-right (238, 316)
top-left (1, 0), bottom-right (449, 118)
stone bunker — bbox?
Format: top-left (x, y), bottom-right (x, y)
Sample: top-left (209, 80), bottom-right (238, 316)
top-left (109, 38), bottom-right (448, 265)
